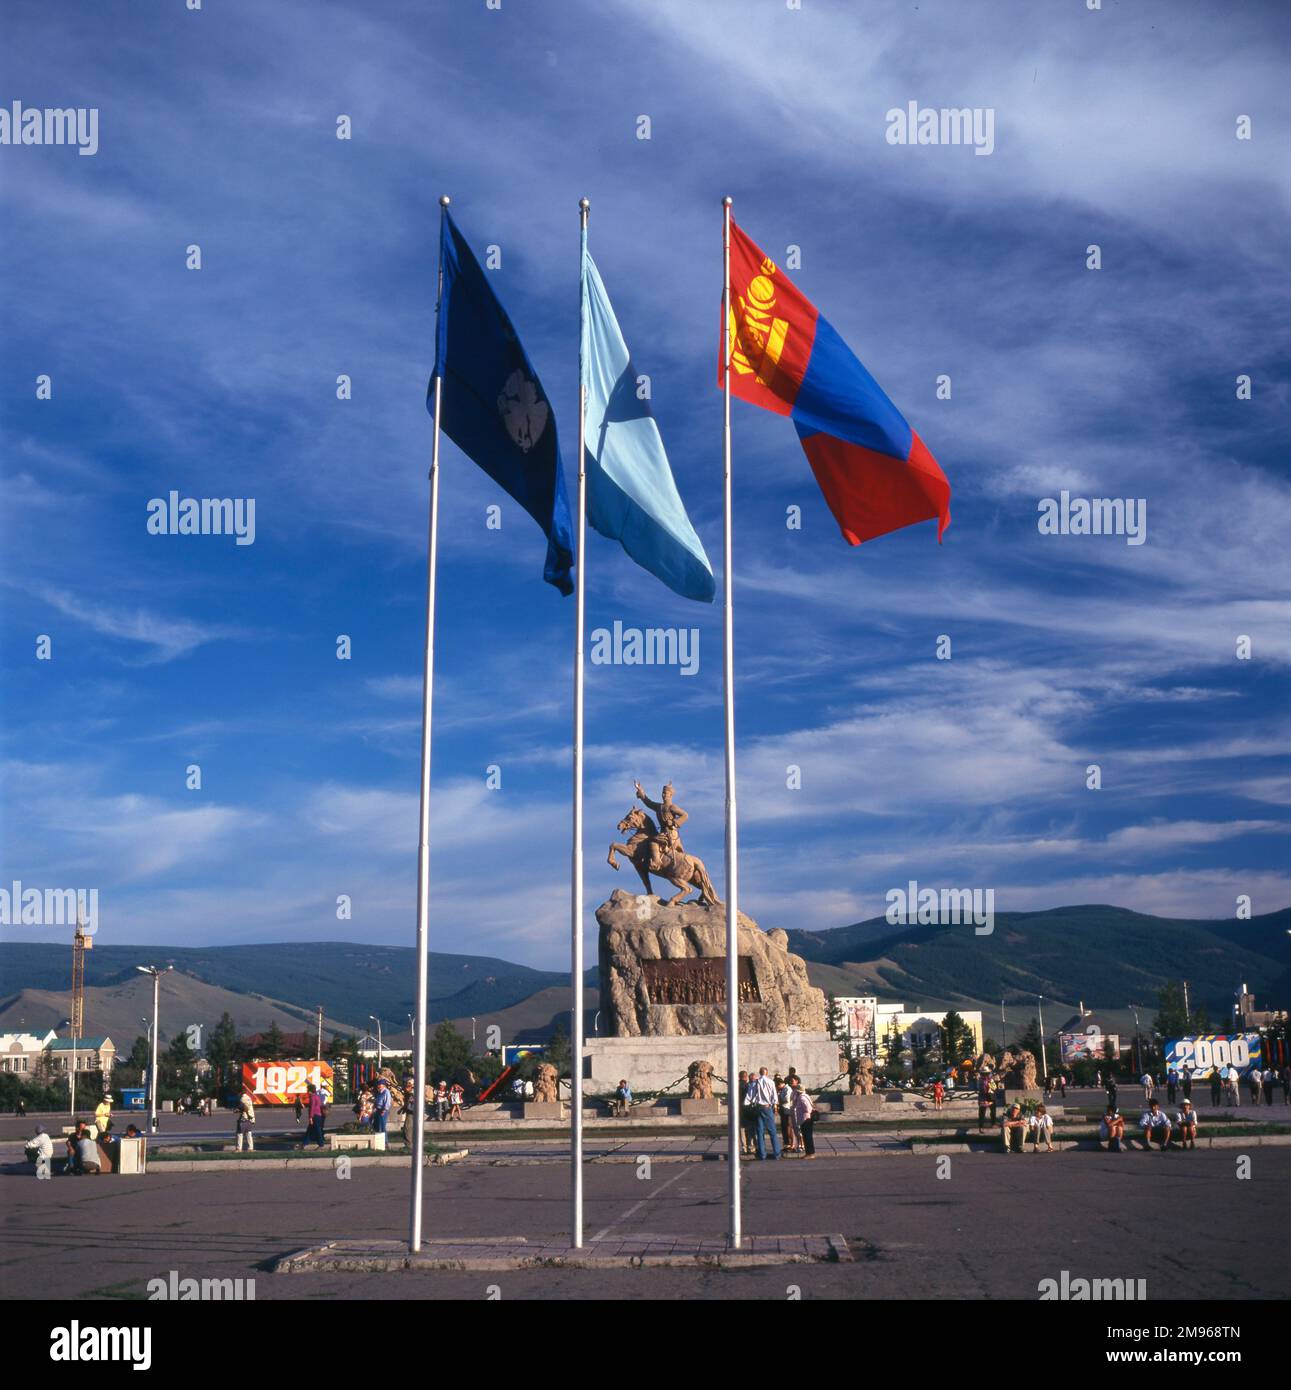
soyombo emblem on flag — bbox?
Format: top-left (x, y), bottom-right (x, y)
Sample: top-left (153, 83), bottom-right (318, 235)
top-left (432, 210), bottom-right (574, 594)
top-left (721, 219), bottom-right (951, 545)
top-left (581, 239), bottom-right (715, 602)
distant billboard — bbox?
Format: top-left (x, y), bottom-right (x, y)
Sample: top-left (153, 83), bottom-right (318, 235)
top-left (845, 998), bottom-right (876, 1045)
top-left (243, 1060), bottom-right (334, 1105)
top-left (1060, 1029), bottom-right (1121, 1062)
top-left (1165, 1034), bottom-right (1263, 1078)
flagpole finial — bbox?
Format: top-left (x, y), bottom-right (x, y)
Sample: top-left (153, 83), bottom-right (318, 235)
top-left (579, 197), bottom-right (590, 211)
top-left (722, 196), bottom-right (733, 207)
top-left (439, 195), bottom-right (451, 207)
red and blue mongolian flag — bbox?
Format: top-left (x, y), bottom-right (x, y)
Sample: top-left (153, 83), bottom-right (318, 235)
top-left (721, 219), bottom-right (950, 545)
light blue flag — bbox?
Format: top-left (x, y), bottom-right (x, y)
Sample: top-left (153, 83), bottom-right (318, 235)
top-left (580, 240), bottom-right (715, 602)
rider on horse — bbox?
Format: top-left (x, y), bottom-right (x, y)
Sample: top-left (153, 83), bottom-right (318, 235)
top-left (634, 780), bottom-right (688, 871)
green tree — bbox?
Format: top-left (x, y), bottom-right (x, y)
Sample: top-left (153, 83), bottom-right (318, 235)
top-left (262, 1022), bottom-right (285, 1061)
top-left (546, 1022), bottom-right (572, 1078)
top-left (207, 1013), bottom-right (238, 1071)
top-left (1015, 1017), bottom-right (1043, 1058)
top-left (940, 1011), bottom-right (973, 1068)
top-left (425, 1021), bottom-right (474, 1084)
top-left (126, 1034), bottom-right (150, 1076)
top-left (884, 1020), bottom-right (906, 1072)
top-left (1154, 980), bottom-right (1190, 1041)
top-left (164, 1030), bottom-right (194, 1089)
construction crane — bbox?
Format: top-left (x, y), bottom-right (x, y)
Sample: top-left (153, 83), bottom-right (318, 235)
top-left (71, 917), bottom-right (92, 1036)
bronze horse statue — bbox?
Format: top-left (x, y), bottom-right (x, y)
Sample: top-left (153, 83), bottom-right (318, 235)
top-left (607, 807), bottom-right (722, 908)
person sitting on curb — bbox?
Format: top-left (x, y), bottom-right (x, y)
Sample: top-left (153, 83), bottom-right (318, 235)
top-left (614, 1078), bottom-right (632, 1117)
top-left (1030, 1102), bottom-right (1055, 1152)
top-left (1001, 1103), bottom-right (1028, 1154)
top-left (1174, 1098), bottom-right (1198, 1150)
top-left (74, 1129), bottom-right (102, 1175)
top-left (1099, 1107), bottom-right (1126, 1152)
top-left (62, 1120), bottom-right (87, 1175)
top-left (1140, 1098), bottom-right (1172, 1151)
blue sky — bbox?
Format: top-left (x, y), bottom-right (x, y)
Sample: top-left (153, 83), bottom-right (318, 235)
top-left (2, 0), bottom-right (1288, 967)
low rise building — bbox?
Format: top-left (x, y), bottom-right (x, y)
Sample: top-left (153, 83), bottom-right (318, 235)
top-left (0, 1029), bottom-right (57, 1073)
top-left (45, 1035), bottom-right (116, 1074)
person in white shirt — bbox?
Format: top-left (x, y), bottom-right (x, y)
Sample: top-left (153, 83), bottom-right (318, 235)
top-left (776, 1076), bottom-right (799, 1152)
top-left (235, 1091), bottom-right (256, 1152)
top-left (749, 1067), bottom-right (781, 1160)
top-left (1174, 1099), bottom-right (1198, 1149)
top-left (1029, 1103), bottom-right (1055, 1152)
top-left (1140, 1073), bottom-right (1154, 1102)
top-left (25, 1124), bottom-right (54, 1173)
top-left (1140, 1099), bottom-right (1172, 1150)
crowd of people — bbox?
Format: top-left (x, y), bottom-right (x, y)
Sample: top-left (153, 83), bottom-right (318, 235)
top-left (735, 1066), bottom-right (818, 1159)
top-left (23, 1113), bottom-right (145, 1175)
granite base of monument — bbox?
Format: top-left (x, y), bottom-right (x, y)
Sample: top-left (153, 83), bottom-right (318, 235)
top-left (585, 1033), bottom-right (841, 1093)
top-left (840, 1095), bottom-right (886, 1113)
top-left (679, 1098), bottom-right (723, 1116)
top-left (523, 1102), bottom-right (566, 1120)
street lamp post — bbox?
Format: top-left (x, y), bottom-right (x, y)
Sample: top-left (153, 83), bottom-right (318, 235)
top-left (137, 966), bottom-right (173, 1133)
top-left (369, 1015), bottom-right (383, 1071)
top-left (1129, 1003), bottom-right (1143, 1079)
top-left (1037, 995), bottom-right (1049, 1081)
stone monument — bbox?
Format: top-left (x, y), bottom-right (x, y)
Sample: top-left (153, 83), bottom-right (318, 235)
top-left (841, 1053), bottom-right (885, 1113)
top-left (681, 1058), bottom-right (720, 1116)
top-left (524, 1061), bottom-right (564, 1120)
top-left (585, 781), bottom-right (842, 1094)
top-left (687, 1060), bottom-right (715, 1099)
top-left (997, 1046), bottom-right (1040, 1097)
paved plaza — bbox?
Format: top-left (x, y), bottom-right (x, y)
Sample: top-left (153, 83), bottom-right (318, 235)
top-left (4, 1142), bottom-right (1286, 1301)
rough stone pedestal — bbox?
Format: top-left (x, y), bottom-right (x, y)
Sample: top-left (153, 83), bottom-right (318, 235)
top-left (840, 1095), bottom-right (886, 1113)
top-left (523, 1102), bottom-right (566, 1120)
top-left (585, 1034), bottom-right (842, 1092)
top-left (680, 1098), bottom-right (723, 1116)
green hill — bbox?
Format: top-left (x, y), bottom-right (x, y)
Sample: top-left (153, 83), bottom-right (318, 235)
top-left (785, 905), bottom-right (1291, 1017)
top-left (0, 942), bottom-right (595, 1032)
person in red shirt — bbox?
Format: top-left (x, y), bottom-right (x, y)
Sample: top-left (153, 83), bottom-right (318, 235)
top-left (303, 1083), bottom-right (327, 1148)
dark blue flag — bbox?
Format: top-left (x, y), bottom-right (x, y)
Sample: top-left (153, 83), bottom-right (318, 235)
top-left (431, 210), bottom-right (574, 595)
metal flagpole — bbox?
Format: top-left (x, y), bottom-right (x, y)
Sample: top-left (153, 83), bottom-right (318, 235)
top-left (410, 192), bottom-right (449, 1255)
top-left (571, 196), bottom-right (590, 1249)
top-left (721, 194), bottom-right (742, 1249)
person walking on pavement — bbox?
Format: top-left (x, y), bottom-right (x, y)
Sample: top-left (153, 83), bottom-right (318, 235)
top-left (303, 1082), bottom-right (327, 1148)
top-left (235, 1091), bottom-right (256, 1152)
top-left (977, 1070), bottom-right (993, 1131)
